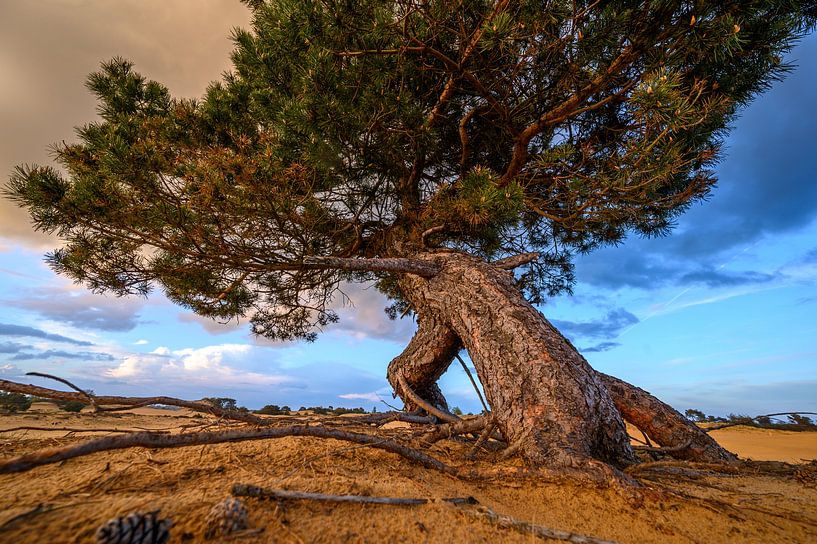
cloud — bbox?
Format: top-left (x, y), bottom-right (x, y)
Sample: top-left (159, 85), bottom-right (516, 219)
top-left (574, 34), bottom-right (817, 291)
top-left (327, 283), bottom-right (415, 343)
top-left (134, 339), bottom-right (149, 345)
top-left (6, 287), bottom-right (144, 332)
top-left (0, 341), bottom-right (26, 354)
top-left (106, 343), bottom-right (288, 388)
top-left (177, 312), bottom-right (246, 335)
top-left (0, 363), bottom-right (21, 376)
top-left (551, 309), bottom-right (639, 342)
top-left (9, 349), bottom-right (114, 362)
top-left (338, 392), bottom-right (384, 403)
top-left (0, 1), bottom-right (251, 248)
top-left (0, 322), bottom-right (92, 346)
top-left (580, 342), bottom-right (621, 353)
top-left (678, 268), bottom-right (778, 288)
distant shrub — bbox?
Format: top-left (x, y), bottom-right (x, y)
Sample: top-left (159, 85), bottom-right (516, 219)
top-left (203, 397), bottom-right (238, 411)
top-left (58, 400), bottom-right (86, 413)
top-left (255, 404), bottom-right (289, 415)
top-left (0, 392), bottom-right (32, 413)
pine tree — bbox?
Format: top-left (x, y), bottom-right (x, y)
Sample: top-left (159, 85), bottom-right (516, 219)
top-left (6, 1), bottom-right (815, 473)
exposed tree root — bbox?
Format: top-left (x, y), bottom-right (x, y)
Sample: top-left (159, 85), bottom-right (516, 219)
top-left (231, 483), bottom-right (620, 544)
top-left (0, 425), bottom-right (456, 475)
top-left (451, 503), bottom-right (620, 544)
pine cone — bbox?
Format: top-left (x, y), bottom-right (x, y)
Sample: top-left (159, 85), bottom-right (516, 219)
top-left (204, 497), bottom-right (249, 539)
top-left (96, 510), bottom-right (172, 544)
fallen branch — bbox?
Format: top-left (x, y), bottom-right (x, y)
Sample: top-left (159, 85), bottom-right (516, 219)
top-left (0, 426), bottom-right (144, 434)
top-left (397, 373), bottom-right (460, 424)
top-left (0, 378), bottom-right (267, 425)
top-left (451, 503), bottom-right (618, 544)
top-left (231, 484), bottom-right (618, 543)
top-left (421, 415), bottom-right (491, 443)
top-left (25, 372), bottom-right (98, 411)
top-left (0, 424), bottom-right (455, 475)
top-left (232, 484), bottom-right (477, 506)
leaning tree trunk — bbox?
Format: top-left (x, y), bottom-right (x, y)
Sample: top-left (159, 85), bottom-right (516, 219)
top-left (387, 251), bottom-right (736, 468)
top-left (386, 314), bottom-right (461, 412)
top-left (391, 252), bottom-right (637, 469)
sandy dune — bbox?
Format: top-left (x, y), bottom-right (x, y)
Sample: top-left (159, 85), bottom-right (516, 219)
top-left (0, 410), bottom-right (814, 543)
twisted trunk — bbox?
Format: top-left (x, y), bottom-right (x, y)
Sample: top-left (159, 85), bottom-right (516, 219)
top-left (387, 251), bottom-right (736, 468)
top-left (391, 252), bottom-right (637, 468)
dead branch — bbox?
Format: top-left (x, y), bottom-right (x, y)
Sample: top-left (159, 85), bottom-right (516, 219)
top-left (491, 252), bottom-right (540, 270)
top-left (0, 425), bottom-right (456, 475)
top-left (25, 372), bottom-right (98, 411)
top-left (231, 484), bottom-right (478, 506)
top-left (397, 373), bottom-right (460, 423)
top-left (451, 503), bottom-right (619, 544)
top-left (0, 378), bottom-right (267, 425)
top-left (421, 415), bottom-right (491, 443)
top-left (633, 439), bottom-right (693, 454)
top-left (704, 412), bottom-right (817, 432)
top-left (466, 420), bottom-right (497, 459)
top-left (455, 353), bottom-right (489, 414)
top-left (0, 426), bottom-right (144, 434)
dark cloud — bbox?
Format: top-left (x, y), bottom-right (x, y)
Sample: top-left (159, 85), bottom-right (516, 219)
top-left (0, 323), bottom-right (92, 346)
top-left (551, 309), bottom-right (638, 342)
top-left (580, 341), bottom-right (621, 353)
top-left (0, 1), bottom-right (250, 248)
top-left (678, 268), bottom-right (778, 288)
top-left (7, 288), bottom-right (144, 332)
top-left (10, 349), bottom-right (114, 362)
top-left (575, 34), bottom-right (817, 290)
top-left (0, 341), bottom-right (26, 354)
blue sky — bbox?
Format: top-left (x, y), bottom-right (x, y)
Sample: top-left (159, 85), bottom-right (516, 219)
top-left (0, 1), bottom-right (815, 416)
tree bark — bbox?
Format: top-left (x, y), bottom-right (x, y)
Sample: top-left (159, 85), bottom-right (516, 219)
top-left (392, 252), bottom-right (637, 469)
top-left (387, 314), bottom-right (460, 412)
top-left (598, 373), bottom-right (737, 462)
top-left (385, 257), bottom-right (737, 465)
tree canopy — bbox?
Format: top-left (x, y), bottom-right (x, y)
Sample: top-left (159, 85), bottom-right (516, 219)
top-left (6, 0), bottom-right (815, 341)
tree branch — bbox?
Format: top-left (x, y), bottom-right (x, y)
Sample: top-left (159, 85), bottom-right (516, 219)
top-left (397, 373), bottom-right (461, 423)
top-left (302, 256), bottom-right (440, 277)
top-left (491, 252), bottom-right (539, 270)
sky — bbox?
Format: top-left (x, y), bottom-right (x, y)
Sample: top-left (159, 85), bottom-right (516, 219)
top-left (0, 1), bottom-right (815, 416)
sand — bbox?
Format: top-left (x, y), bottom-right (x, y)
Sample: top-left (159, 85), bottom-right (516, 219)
top-left (0, 410), bottom-right (815, 543)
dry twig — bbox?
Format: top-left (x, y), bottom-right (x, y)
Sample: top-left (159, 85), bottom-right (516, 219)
top-left (232, 484), bottom-right (477, 505)
top-left (454, 503), bottom-right (619, 544)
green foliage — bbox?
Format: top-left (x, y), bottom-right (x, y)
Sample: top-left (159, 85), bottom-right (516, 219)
top-left (451, 406), bottom-right (464, 416)
top-left (684, 408), bottom-right (705, 422)
top-left (5, 1), bottom-right (815, 339)
top-left (255, 404), bottom-right (290, 415)
top-left (203, 397), bottom-right (239, 411)
top-left (58, 400), bottom-right (86, 413)
top-left (0, 392), bottom-right (33, 413)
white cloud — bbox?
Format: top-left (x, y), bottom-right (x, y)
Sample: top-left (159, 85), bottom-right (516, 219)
top-left (106, 343), bottom-right (291, 388)
top-left (134, 339), bottom-right (149, 345)
top-left (338, 391), bottom-right (383, 403)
